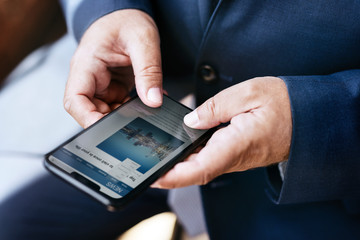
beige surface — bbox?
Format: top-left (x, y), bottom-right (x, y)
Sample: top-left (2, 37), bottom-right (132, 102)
top-left (119, 212), bottom-right (209, 240)
top-left (119, 212), bottom-right (176, 240)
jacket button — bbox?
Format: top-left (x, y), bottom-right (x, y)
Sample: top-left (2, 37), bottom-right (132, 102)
top-left (199, 64), bottom-right (217, 83)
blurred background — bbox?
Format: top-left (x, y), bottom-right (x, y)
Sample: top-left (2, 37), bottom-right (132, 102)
top-left (0, 1), bottom-right (207, 239)
top-left (0, 0), bottom-right (76, 203)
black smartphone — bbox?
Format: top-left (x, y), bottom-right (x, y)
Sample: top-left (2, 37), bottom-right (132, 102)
top-left (44, 95), bottom-right (214, 211)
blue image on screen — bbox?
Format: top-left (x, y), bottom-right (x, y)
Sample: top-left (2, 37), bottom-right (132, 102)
top-left (97, 117), bottom-right (184, 174)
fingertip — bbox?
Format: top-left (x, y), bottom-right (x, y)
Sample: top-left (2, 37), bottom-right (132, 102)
top-left (184, 110), bottom-right (199, 128)
top-left (154, 157), bottom-right (207, 188)
top-left (149, 167), bottom-right (182, 189)
top-left (83, 113), bottom-right (103, 129)
top-left (150, 180), bottom-right (163, 189)
top-left (147, 87), bottom-right (163, 106)
top-left (137, 87), bottom-right (163, 108)
top-left (63, 98), bottom-right (71, 113)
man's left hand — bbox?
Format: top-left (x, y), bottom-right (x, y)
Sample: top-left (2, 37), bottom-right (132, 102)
top-left (152, 77), bottom-right (292, 188)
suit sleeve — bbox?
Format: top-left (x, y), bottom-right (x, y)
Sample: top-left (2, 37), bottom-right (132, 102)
top-left (59, 0), bottom-right (153, 42)
top-left (266, 69), bottom-right (360, 204)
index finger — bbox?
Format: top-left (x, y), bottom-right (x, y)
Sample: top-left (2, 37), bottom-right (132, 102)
top-left (127, 26), bottom-right (163, 107)
top-left (63, 55), bottom-right (109, 128)
top-left (63, 67), bottom-right (99, 128)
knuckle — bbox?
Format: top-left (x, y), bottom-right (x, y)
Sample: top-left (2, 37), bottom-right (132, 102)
top-left (139, 65), bottom-right (162, 76)
top-left (204, 97), bottom-right (218, 119)
top-left (69, 55), bottom-right (77, 69)
top-left (244, 78), bottom-right (261, 97)
top-left (200, 172), bottom-right (213, 185)
top-left (141, 27), bottom-right (157, 40)
top-left (63, 96), bottom-right (73, 114)
top-left (245, 80), bottom-right (256, 93)
top-left (137, 65), bottom-right (163, 83)
top-left (136, 24), bottom-right (159, 42)
top-left (70, 49), bottom-right (84, 67)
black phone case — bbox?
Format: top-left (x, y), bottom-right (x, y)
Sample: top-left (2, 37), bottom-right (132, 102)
top-left (44, 95), bottom-right (215, 211)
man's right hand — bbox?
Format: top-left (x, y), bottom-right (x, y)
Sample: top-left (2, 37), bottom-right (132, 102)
top-left (64, 9), bottom-right (163, 128)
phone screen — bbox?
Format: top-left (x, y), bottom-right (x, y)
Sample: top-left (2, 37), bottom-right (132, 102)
top-left (45, 95), bottom-right (211, 207)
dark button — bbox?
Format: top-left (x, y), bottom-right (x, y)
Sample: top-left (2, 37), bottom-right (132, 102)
top-left (199, 64), bottom-right (217, 83)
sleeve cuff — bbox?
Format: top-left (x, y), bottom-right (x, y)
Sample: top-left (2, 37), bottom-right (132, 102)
top-left (72, 0), bottom-right (153, 42)
top-left (266, 70), bottom-right (360, 204)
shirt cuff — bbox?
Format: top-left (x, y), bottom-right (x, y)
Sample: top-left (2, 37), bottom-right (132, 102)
top-left (278, 160), bottom-right (288, 181)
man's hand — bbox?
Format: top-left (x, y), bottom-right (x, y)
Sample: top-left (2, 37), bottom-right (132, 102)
top-left (152, 77), bottom-right (292, 188)
top-left (64, 9), bottom-right (163, 128)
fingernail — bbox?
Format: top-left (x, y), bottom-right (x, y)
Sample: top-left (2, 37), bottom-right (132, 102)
top-left (184, 110), bottom-right (199, 128)
top-left (147, 87), bottom-right (162, 104)
top-left (151, 182), bottom-right (162, 188)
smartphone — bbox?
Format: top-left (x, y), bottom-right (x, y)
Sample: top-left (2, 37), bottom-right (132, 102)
top-left (44, 95), bottom-right (214, 211)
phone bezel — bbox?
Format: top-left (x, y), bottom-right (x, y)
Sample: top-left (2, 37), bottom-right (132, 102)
top-left (44, 95), bottom-right (214, 210)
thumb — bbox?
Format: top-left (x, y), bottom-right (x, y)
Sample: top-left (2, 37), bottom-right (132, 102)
top-left (184, 94), bottom-right (233, 129)
top-left (184, 79), bottom-right (264, 129)
top-left (128, 25), bottom-right (163, 107)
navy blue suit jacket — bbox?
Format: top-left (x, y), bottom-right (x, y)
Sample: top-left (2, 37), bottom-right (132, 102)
top-left (66, 0), bottom-right (360, 238)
